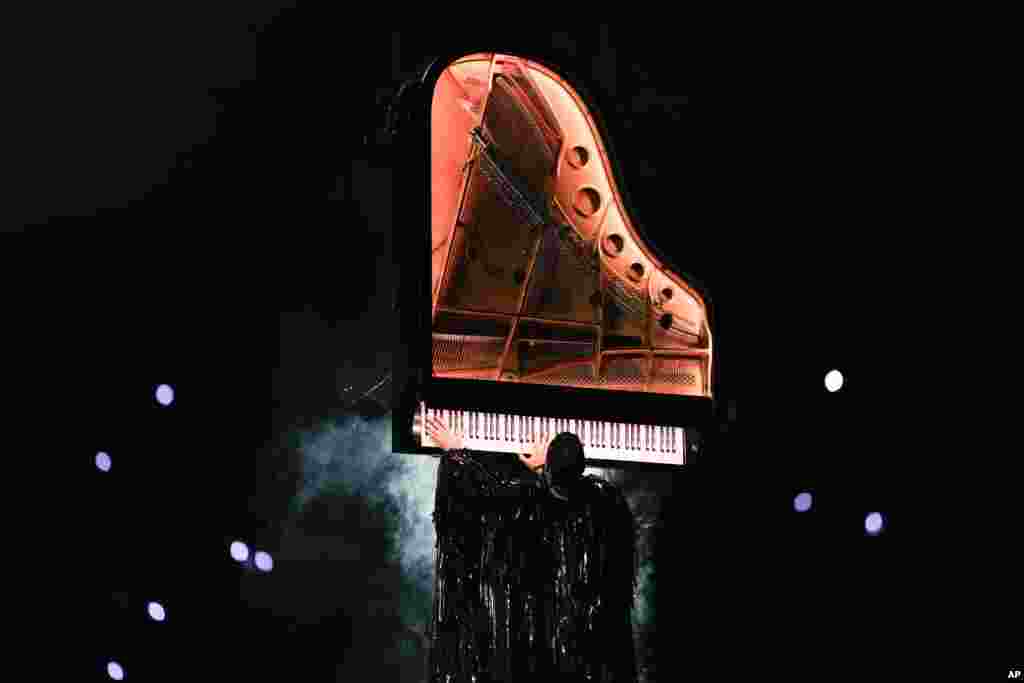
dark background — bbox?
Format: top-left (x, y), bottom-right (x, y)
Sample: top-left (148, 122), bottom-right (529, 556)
top-left (12, 14), bottom-right (1016, 681)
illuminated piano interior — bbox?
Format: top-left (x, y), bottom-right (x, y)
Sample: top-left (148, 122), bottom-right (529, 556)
top-left (431, 53), bottom-right (711, 397)
top-left (404, 52), bottom-right (712, 466)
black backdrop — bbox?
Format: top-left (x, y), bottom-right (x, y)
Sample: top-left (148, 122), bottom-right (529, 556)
top-left (14, 15), bottom-right (1016, 682)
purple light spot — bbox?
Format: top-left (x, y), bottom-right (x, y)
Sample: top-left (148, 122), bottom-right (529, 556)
top-left (96, 452), bottom-right (112, 472)
top-left (107, 661), bottom-right (125, 680)
top-left (865, 512), bottom-right (884, 535)
top-left (147, 601), bottom-right (166, 622)
top-left (254, 551), bottom-right (274, 572)
top-left (156, 384), bottom-right (175, 406)
top-left (793, 491), bottom-right (813, 512)
top-left (230, 541), bottom-right (249, 562)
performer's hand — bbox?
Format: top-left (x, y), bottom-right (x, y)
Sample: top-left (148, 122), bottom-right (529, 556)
top-left (519, 432), bottom-right (554, 473)
top-left (425, 415), bottom-right (465, 452)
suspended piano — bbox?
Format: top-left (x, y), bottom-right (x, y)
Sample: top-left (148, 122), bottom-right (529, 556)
top-left (391, 50), bottom-right (713, 470)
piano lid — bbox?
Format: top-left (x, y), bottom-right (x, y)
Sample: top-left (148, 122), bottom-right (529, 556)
top-left (392, 50), bottom-right (711, 454)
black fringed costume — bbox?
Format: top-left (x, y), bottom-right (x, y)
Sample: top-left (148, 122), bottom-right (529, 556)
top-left (428, 446), bottom-right (638, 682)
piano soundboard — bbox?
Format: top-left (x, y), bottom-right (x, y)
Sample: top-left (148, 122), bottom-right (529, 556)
top-left (390, 51), bottom-right (714, 465)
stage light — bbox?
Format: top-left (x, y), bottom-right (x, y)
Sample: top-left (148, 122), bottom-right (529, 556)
top-left (96, 452), bottom-right (112, 473)
top-left (825, 370), bottom-right (843, 392)
top-left (793, 491), bottom-right (813, 512)
top-left (230, 541), bottom-right (250, 562)
top-left (106, 661), bottom-right (125, 680)
top-left (147, 601), bottom-right (166, 622)
top-left (254, 551), bottom-right (274, 572)
top-left (865, 512), bottom-right (884, 535)
top-left (156, 384), bottom-right (175, 406)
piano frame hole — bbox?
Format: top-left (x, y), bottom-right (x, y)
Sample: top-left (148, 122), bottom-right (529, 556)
top-left (661, 287), bottom-right (673, 301)
top-left (573, 187), bottom-right (601, 218)
top-left (602, 233), bottom-right (625, 256)
top-left (659, 313), bottom-right (673, 330)
top-left (628, 262), bottom-right (645, 281)
top-left (567, 145), bottom-right (590, 169)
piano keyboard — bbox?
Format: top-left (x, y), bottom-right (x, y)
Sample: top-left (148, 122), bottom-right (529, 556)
top-left (413, 403), bottom-right (689, 466)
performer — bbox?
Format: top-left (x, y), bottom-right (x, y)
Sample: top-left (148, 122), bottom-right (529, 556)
top-left (424, 416), bottom-right (638, 682)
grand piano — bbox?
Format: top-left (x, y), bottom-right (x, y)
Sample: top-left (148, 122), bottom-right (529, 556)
top-left (391, 50), bottom-right (714, 471)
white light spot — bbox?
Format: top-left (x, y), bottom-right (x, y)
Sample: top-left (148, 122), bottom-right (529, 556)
top-left (254, 551), bottom-right (274, 572)
top-left (96, 452), bottom-right (112, 472)
top-left (825, 370), bottom-right (844, 392)
top-left (156, 384), bottom-right (175, 406)
top-left (793, 491), bottom-right (813, 512)
top-left (230, 541), bottom-right (249, 562)
top-left (107, 661), bottom-right (125, 680)
top-left (147, 601), bottom-right (166, 622)
top-left (865, 512), bottom-right (884, 535)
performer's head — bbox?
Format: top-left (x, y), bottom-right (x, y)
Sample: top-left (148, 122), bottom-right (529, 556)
top-left (544, 432), bottom-right (586, 500)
